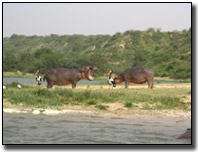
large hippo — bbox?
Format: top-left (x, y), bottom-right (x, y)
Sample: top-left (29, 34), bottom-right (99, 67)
top-left (114, 67), bottom-right (154, 88)
top-left (44, 66), bottom-right (97, 88)
top-left (177, 128), bottom-right (191, 139)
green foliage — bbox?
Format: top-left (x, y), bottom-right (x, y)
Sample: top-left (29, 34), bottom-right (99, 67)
top-left (86, 100), bottom-right (97, 105)
top-left (95, 104), bottom-right (109, 110)
top-left (124, 101), bottom-right (132, 108)
top-left (3, 52), bottom-right (18, 71)
top-left (3, 28), bottom-right (191, 79)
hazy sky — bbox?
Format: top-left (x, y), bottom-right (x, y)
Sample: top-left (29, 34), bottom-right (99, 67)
top-left (3, 3), bottom-right (191, 37)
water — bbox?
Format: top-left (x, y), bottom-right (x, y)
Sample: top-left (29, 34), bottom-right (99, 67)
top-left (3, 77), bottom-right (188, 86)
top-left (3, 77), bottom-right (105, 85)
top-left (3, 113), bottom-right (191, 144)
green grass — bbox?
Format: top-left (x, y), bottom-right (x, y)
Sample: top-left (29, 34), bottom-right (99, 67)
top-left (86, 100), bottom-right (97, 105)
top-left (3, 84), bottom-right (191, 111)
top-left (95, 104), bottom-right (109, 110)
top-left (3, 71), bottom-right (37, 78)
top-left (5, 82), bottom-right (35, 89)
top-left (124, 101), bottom-right (133, 108)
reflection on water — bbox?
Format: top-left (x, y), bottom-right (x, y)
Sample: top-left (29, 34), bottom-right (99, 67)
top-left (3, 113), bottom-right (191, 144)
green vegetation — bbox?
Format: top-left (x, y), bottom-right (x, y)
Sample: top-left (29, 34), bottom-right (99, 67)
top-left (95, 104), bottom-right (109, 110)
top-left (124, 101), bottom-right (133, 108)
top-left (3, 71), bottom-right (36, 78)
top-left (3, 28), bottom-right (191, 79)
top-left (3, 84), bottom-right (191, 111)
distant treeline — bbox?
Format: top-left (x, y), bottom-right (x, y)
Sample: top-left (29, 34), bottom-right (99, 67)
top-left (3, 28), bottom-right (191, 79)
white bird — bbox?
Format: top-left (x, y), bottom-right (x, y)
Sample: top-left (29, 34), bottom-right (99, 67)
top-left (106, 70), bottom-right (116, 89)
top-left (35, 70), bottom-right (42, 85)
top-left (108, 78), bottom-right (114, 85)
top-left (3, 85), bottom-right (6, 89)
top-left (16, 81), bottom-right (21, 89)
top-left (17, 84), bottom-right (21, 89)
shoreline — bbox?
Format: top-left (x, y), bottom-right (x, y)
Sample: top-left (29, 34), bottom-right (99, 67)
top-left (3, 102), bottom-right (191, 119)
top-left (3, 83), bottom-right (191, 119)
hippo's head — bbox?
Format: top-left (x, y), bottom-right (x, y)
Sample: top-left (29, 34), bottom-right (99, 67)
top-left (80, 66), bottom-right (98, 81)
top-left (114, 75), bottom-right (124, 84)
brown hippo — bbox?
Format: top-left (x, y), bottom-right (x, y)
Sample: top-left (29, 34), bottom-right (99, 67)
top-left (177, 128), bottom-right (191, 139)
top-left (114, 67), bottom-right (154, 88)
top-left (44, 66), bottom-right (97, 88)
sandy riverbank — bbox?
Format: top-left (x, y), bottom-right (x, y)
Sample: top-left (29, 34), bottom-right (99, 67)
top-left (3, 83), bottom-right (191, 119)
top-left (3, 98), bottom-right (191, 119)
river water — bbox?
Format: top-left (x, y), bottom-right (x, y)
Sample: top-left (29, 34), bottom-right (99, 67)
top-left (3, 77), bottom-right (102, 85)
top-left (3, 113), bottom-right (191, 144)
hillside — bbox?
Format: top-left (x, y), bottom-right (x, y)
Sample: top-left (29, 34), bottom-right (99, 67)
top-left (3, 28), bottom-right (191, 79)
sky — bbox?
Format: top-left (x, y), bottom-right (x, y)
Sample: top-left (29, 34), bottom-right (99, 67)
top-left (3, 3), bottom-right (191, 37)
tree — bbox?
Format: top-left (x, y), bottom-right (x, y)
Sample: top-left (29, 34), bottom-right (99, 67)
top-left (3, 53), bottom-right (17, 71)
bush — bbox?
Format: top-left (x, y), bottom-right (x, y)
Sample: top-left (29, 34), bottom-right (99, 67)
top-left (124, 101), bottom-right (132, 108)
top-left (86, 100), bottom-right (97, 105)
top-left (95, 104), bottom-right (109, 110)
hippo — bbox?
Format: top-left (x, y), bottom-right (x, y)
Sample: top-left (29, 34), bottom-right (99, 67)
top-left (177, 128), bottom-right (191, 139)
top-left (114, 67), bottom-right (154, 88)
top-left (44, 66), bottom-right (97, 88)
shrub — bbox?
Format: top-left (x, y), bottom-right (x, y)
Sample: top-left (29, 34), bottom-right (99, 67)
top-left (87, 100), bottom-right (97, 105)
top-left (95, 104), bottom-right (109, 110)
top-left (124, 101), bottom-right (132, 108)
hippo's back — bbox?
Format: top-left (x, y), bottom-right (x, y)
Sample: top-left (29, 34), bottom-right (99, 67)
top-left (121, 67), bottom-right (154, 81)
top-left (44, 68), bottom-right (79, 82)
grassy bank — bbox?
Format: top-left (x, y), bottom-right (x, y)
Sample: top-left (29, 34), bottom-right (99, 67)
top-left (3, 83), bottom-right (191, 112)
top-left (3, 71), bottom-right (36, 78)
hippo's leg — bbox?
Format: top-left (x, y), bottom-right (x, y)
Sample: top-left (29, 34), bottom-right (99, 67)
top-left (72, 83), bottom-right (76, 89)
top-left (147, 82), bottom-right (151, 88)
top-left (47, 83), bottom-right (53, 88)
top-left (147, 80), bottom-right (154, 89)
top-left (125, 81), bottom-right (129, 88)
top-left (151, 82), bottom-right (154, 88)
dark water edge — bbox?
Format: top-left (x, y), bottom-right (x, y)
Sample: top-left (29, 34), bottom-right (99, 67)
top-left (3, 112), bottom-right (191, 144)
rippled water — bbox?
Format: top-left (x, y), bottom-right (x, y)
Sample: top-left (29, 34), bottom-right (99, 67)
top-left (3, 113), bottom-right (191, 144)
